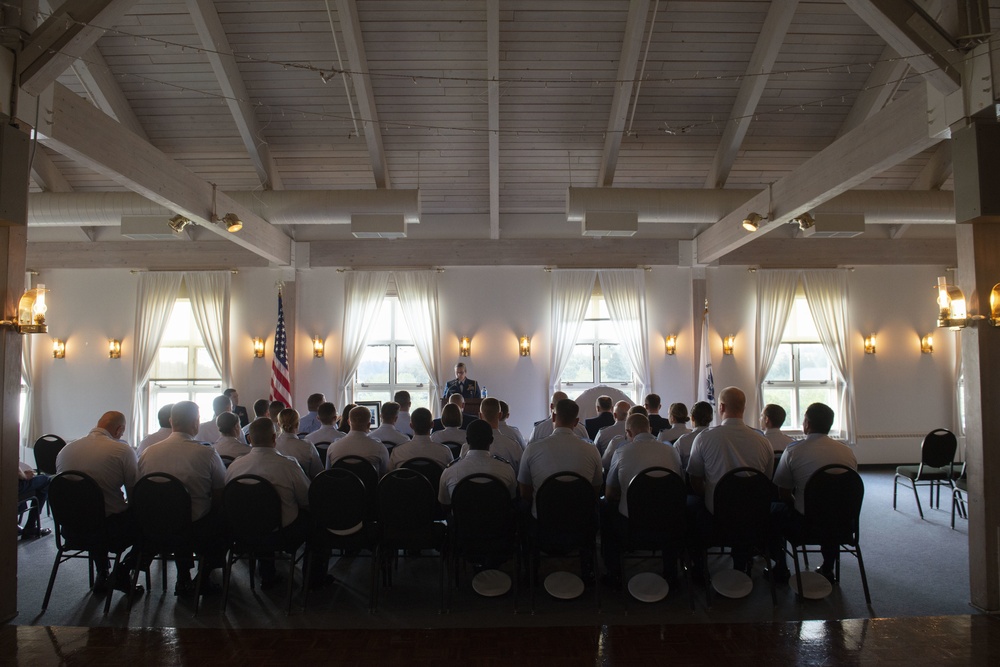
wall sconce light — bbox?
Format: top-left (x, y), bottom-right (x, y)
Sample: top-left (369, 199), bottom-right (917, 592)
top-left (991, 283), bottom-right (1000, 326)
top-left (168, 214), bottom-right (191, 233)
top-left (936, 276), bottom-right (970, 329)
top-left (722, 334), bottom-right (735, 355)
top-left (252, 337), bottom-right (265, 358)
top-left (742, 212), bottom-right (764, 232)
top-left (864, 334), bottom-right (877, 355)
top-left (108, 339), bottom-right (122, 359)
top-left (519, 335), bottom-right (531, 357)
top-left (52, 339), bottom-right (65, 359)
top-left (0, 284), bottom-right (49, 334)
top-left (665, 334), bottom-right (677, 355)
top-left (920, 334), bottom-right (933, 354)
top-left (312, 336), bottom-right (324, 358)
top-left (459, 336), bottom-right (471, 357)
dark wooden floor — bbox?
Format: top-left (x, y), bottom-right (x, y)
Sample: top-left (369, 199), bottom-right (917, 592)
top-left (3, 615), bottom-right (999, 666)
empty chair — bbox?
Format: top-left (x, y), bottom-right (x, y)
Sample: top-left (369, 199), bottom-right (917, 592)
top-left (952, 462), bottom-right (968, 529)
top-left (894, 429), bottom-right (958, 519)
top-left (785, 464), bottom-right (871, 605)
top-left (33, 434), bottom-right (67, 475)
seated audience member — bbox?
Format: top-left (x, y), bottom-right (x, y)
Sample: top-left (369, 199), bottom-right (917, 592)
top-left (224, 388), bottom-right (250, 428)
top-left (672, 401), bottom-right (713, 469)
top-left (138, 403), bottom-right (173, 454)
top-left (602, 405), bottom-right (648, 470)
top-left (268, 400), bottom-right (286, 426)
top-left (584, 395), bottom-right (616, 441)
top-left (389, 408), bottom-right (454, 470)
top-left (326, 405), bottom-right (389, 476)
top-left (644, 393), bottom-right (669, 437)
top-left (657, 403), bottom-right (692, 444)
top-left (459, 397), bottom-right (522, 473)
top-left (275, 408), bottom-right (324, 479)
top-left (770, 402), bottom-right (857, 583)
top-left (433, 394), bottom-right (475, 431)
top-left (431, 404), bottom-right (468, 447)
top-left (196, 394), bottom-right (244, 444)
top-left (394, 391), bottom-right (414, 437)
top-left (226, 417), bottom-right (328, 589)
top-left (762, 403), bottom-right (794, 453)
top-left (298, 393), bottom-right (325, 434)
top-left (305, 402), bottom-right (345, 445)
top-left (337, 403), bottom-right (357, 434)
top-left (528, 391), bottom-right (590, 443)
top-left (17, 461), bottom-right (50, 540)
top-left (602, 413), bottom-right (683, 586)
top-left (370, 401), bottom-right (411, 447)
top-left (243, 399), bottom-right (269, 438)
top-left (56, 410), bottom-right (142, 594)
top-left (213, 412), bottom-right (251, 461)
top-left (438, 419), bottom-right (517, 509)
top-left (498, 400), bottom-right (526, 449)
top-left (595, 401), bottom-right (629, 456)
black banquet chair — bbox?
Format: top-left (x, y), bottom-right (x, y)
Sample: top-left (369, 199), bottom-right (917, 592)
top-left (331, 455), bottom-right (380, 521)
top-left (785, 464), bottom-right (871, 605)
top-left (951, 462), bottom-right (968, 529)
top-left (33, 434), bottom-right (67, 475)
top-left (894, 428), bottom-right (958, 519)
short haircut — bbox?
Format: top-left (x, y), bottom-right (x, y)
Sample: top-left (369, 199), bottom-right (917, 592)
top-left (97, 411), bottom-right (126, 433)
top-left (216, 411), bottom-right (240, 435)
top-left (719, 386), bottom-right (746, 415)
top-left (157, 403), bottom-right (174, 428)
top-left (644, 393), bottom-right (661, 410)
top-left (268, 400), bottom-right (285, 420)
top-left (690, 401), bottom-right (714, 427)
top-left (466, 419), bottom-right (494, 450)
top-left (596, 395), bottom-right (613, 412)
top-left (763, 404), bottom-right (787, 429)
top-left (306, 393), bottom-right (325, 411)
top-left (170, 401), bottom-right (200, 433)
top-left (317, 402), bottom-right (337, 424)
top-left (448, 394), bottom-right (465, 407)
top-left (551, 391), bottom-right (568, 406)
top-left (613, 401), bottom-right (630, 419)
top-left (278, 408), bottom-right (299, 433)
top-left (669, 402), bottom-right (690, 423)
top-left (554, 398), bottom-right (580, 426)
top-left (480, 397), bottom-right (500, 422)
top-left (393, 390), bottom-right (411, 405)
top-left (348, 405), bottom-right (371, 430)
top-left (253, 399), bottom-right (269, 417)
top-left (804, 403), bottom-right (835, 434)
top-left (381, 401), bottom-right (400, 423)
top-left (626, 413), bottom-right (650, 434)
top-left (224, 388), bottom-right (237, 398)
top-left (498, 400), bottom-right (510, 419)
top-left (410, 407), bottom-right (433, 435)
top-left (441, 403), bottom-right (463, 428)
top-left (455, 362), bottom-right (467, 372)
top-left (248, 417), bottom-right (276, 447)
top-left (212, 394), bottom-right (232, 416)
top-left (628, 404), bottom-right (648, 416)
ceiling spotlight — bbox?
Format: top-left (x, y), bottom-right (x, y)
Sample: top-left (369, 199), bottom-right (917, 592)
top-left (168, 214), bottom-right (191, 233)
top-left (742, 212), bottom-right (764, 232)
top-left (794, 213), bottom-right (816, 230)
top-left (221, 213), bottom-right (243, 233)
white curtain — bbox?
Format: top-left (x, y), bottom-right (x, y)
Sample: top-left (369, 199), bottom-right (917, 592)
top-left (184, 271), bottom-right (231, 387)
top-left (337, 271), bottom-right (391, 407)
top-left (394, 271), bottom-right (443, 400)
top-left (20, 272), bottom-right (38, 455)
top-left (801, 270), bottom-right (857, 443)
top-left (129, 272), bottom-right (183, 445)
top-left (754, 270), bottom-right (800, 424)
top-left (598, 269), bottom-right (651, 397)
top-left (549, 270), bottom-right (597, 396)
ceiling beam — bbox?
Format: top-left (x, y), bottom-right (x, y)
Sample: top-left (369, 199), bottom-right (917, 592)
top-left (487, 0), bottom-right (499, 240)
top-left (29, 148), bottom-right (73, 192)
top-left (844, 0), bottom-right (962, 95)
top-left (19, 0), bottom-right (139, 96)
top-left (837, 46), bottom-right (908, 137)
top-left (336, 0), bottom-right (390, 188)
top-left (719, 237), bottom-right (956, 266)
top-left (704, 0), bottom-right (798, 189)
top-left (597, 0), bottom-right (649, 186)
top-left (37, 84), bottom-right (291, 265)
top-left (71, 46), bottom-right (147, 139)
top-left (696, 83), bottom-right (943, 264)
top-left (25, 241), bottom-right (268, 269)
top-left (185, 0), bottom-right (282, 190)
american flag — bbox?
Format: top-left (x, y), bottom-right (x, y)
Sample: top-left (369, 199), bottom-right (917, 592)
top-left (269, 291), bottom-right (292, 407)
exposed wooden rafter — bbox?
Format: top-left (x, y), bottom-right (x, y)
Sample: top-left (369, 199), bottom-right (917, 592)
top-left (71, 46), bottom-right (147, 139)
top-left (25, 241), bottom-right (268, 269)
top-left (29, 148), bottom-right (73, 193)
top-left (837, 45), bottom-right (908, 137)
top-left (719, 237), bottom-right (956, 266)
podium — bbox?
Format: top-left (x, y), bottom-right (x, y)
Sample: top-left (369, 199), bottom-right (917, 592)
top-left (441, 396), bottom-right (482, 417)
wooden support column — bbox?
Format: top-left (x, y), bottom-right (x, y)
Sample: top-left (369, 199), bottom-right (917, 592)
top-left (0, 119), bottom-right (31, 623)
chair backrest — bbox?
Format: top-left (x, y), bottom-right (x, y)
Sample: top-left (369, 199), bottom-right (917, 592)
top-left (377, 468), bottom-right (437, 530)
top-left (442, 441), bottom-right (464, 460)
top-left (223, 474), bottom-right (283, 542)
top-left (712, 466), bottom-right (773, 540)
top-left (48, 470), bottom-right (106, 547)
top-left (535, 471), bottom-right (597, 544)
top-left (451, 473), bottom-right (516, 552)
top-left (803, 464), bottom-right (864, 545)
top-left (131, 472), bottom-right (194, 546)
top-left (309, 468), bottom-right (367, 534)
top-left (220, 455), bottom-right (235, 468)
top-left (33, 434), bottom-right (67, 474)
top-left (400, 457), bottom-right (445, 491)
top-left (313, 442), bottom-right (331, 466)
top-left (921, 429), bottom-right (957, 469)
top-left (625, 467), bottom-right (686, 540)
top-left (332, 455), bottom-right (379, 517)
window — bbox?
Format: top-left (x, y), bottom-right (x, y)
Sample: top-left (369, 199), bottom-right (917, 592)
top-left (762, 297), bottom-right (842, 433)
top-left (353, 297), bottom-right (432, 413)
top-left (559, 295), bottom-right (636, 401)
top-left (148, 299), bottom-right (221, 427)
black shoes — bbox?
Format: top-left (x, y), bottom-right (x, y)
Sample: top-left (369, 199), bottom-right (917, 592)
top-left (815, 566), bottom-right (836, 584)
top-left (20, 527), bottom-right (51, 540)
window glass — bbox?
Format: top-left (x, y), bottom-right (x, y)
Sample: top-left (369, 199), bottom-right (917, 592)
top-left (558, 293), bottom-right (636, 401)
top-left (352, 297), bottom-right (432, 409)
top-left (563, 345), bottom-right (595, 383)
top-left (357, 345), bottom-right (390, 384)
top-left (599, 343), bottom-right (631, 383)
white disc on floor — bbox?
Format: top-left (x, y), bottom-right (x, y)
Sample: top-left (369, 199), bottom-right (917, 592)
top-left (628, 572), bottom-right (669, 603)
top-left (789, 571), bottom-right (834, 599)
top-left (712, 569), bottom-right (753, 598)
top-left (471, 569), bottom-right (511, 597)
top-left (544, 571), bottom-right (585, 600)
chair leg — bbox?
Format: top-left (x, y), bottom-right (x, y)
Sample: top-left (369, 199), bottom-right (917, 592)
top-left (302, 550), bottom-right (312, 611)
top-left (910, 481), bottom-right (924, 519)
top-left (41, 551), bottom-right (62, 611)
top-left (791, 544), bottom-right (804, 602)
top-left (222, 551), bottom-right (233, 613)
top-left (368, 545), bottom-right (378, 614)
top-left (893, 476), bottom-right (898, 510)
top-left (855, 546), bottom-right (872, 606)
top-left (193, 557), bottom-right (204, 617)
top-left (104, 552), bottom-right (122, 616)
top-left (593, 544), bottom-right (601, 613)
top-left (285, 549), bottom-right (297, 616)
top-left (127, 548), bottom-right (143, 612)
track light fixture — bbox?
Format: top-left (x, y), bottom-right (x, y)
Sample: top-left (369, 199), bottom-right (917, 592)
top-left (221, 213), bottom-right (243, 233)
top-left (793, 213), bottom-right (816, 230)
top-left (742, 212), bottom-right (764, 232)
top-left (168, 214), bottom-right (191, 233)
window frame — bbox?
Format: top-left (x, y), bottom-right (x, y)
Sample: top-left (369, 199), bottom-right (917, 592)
top-left (558, 293), bottom-right (637, 402)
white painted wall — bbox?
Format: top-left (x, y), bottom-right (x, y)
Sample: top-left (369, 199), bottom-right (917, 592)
top-left (28, 264), bottom-right (957, 464)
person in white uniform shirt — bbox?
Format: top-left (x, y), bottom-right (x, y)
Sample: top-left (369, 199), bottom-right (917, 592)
top-left (297, 393), bottom-right (325, 435)
top-left (672, 401), bottom-right (713, 470)
top-left (138, 403), bottom-right (173, 454)
top-left (394, 390), bottom-right (414, 438)
top-left (498, 400), bottom-right (526, 449)
top-left (388, 408), bottom-right (454, 470)
top-left (602, 405), bottom-right (648, 471)
top-left (213, 412), bottom-right (251, 462)
top-left (657, 403), bottom-right (692, 444)
top-left (305, 402), bottom-right (345, 446)
top-left (195, 394), bottom-right (245, 445)
top-left (275, 408), bottom-right (324, 479)
top-left (243, 399), bottom-right (269, 439)
top-left (761, 403), bottom-right (795, 454)
top-left (458, 398), bottom-right (522, 474)
top-left (527, 391), bottom-right (591, 444)
top-left (438, 419), bottom-right (517, 508)
top-left (431, 404), bottom-right (467, 448)
top-left (325, 405), bottom-right (389, 476)
top-left (594, 401), bottom-right (629, 457)
top-left (370, 401), bottom-right (411, 448)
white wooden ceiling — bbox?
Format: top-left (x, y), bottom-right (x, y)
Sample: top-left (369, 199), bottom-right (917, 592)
top-left (20, 0), bottom-right (1000, 268)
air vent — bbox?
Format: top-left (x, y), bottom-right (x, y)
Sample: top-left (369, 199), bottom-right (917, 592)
top-left (581, 211), bottom-right (638, 237)
top-left (351, 214), bottom-right (406, 239)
